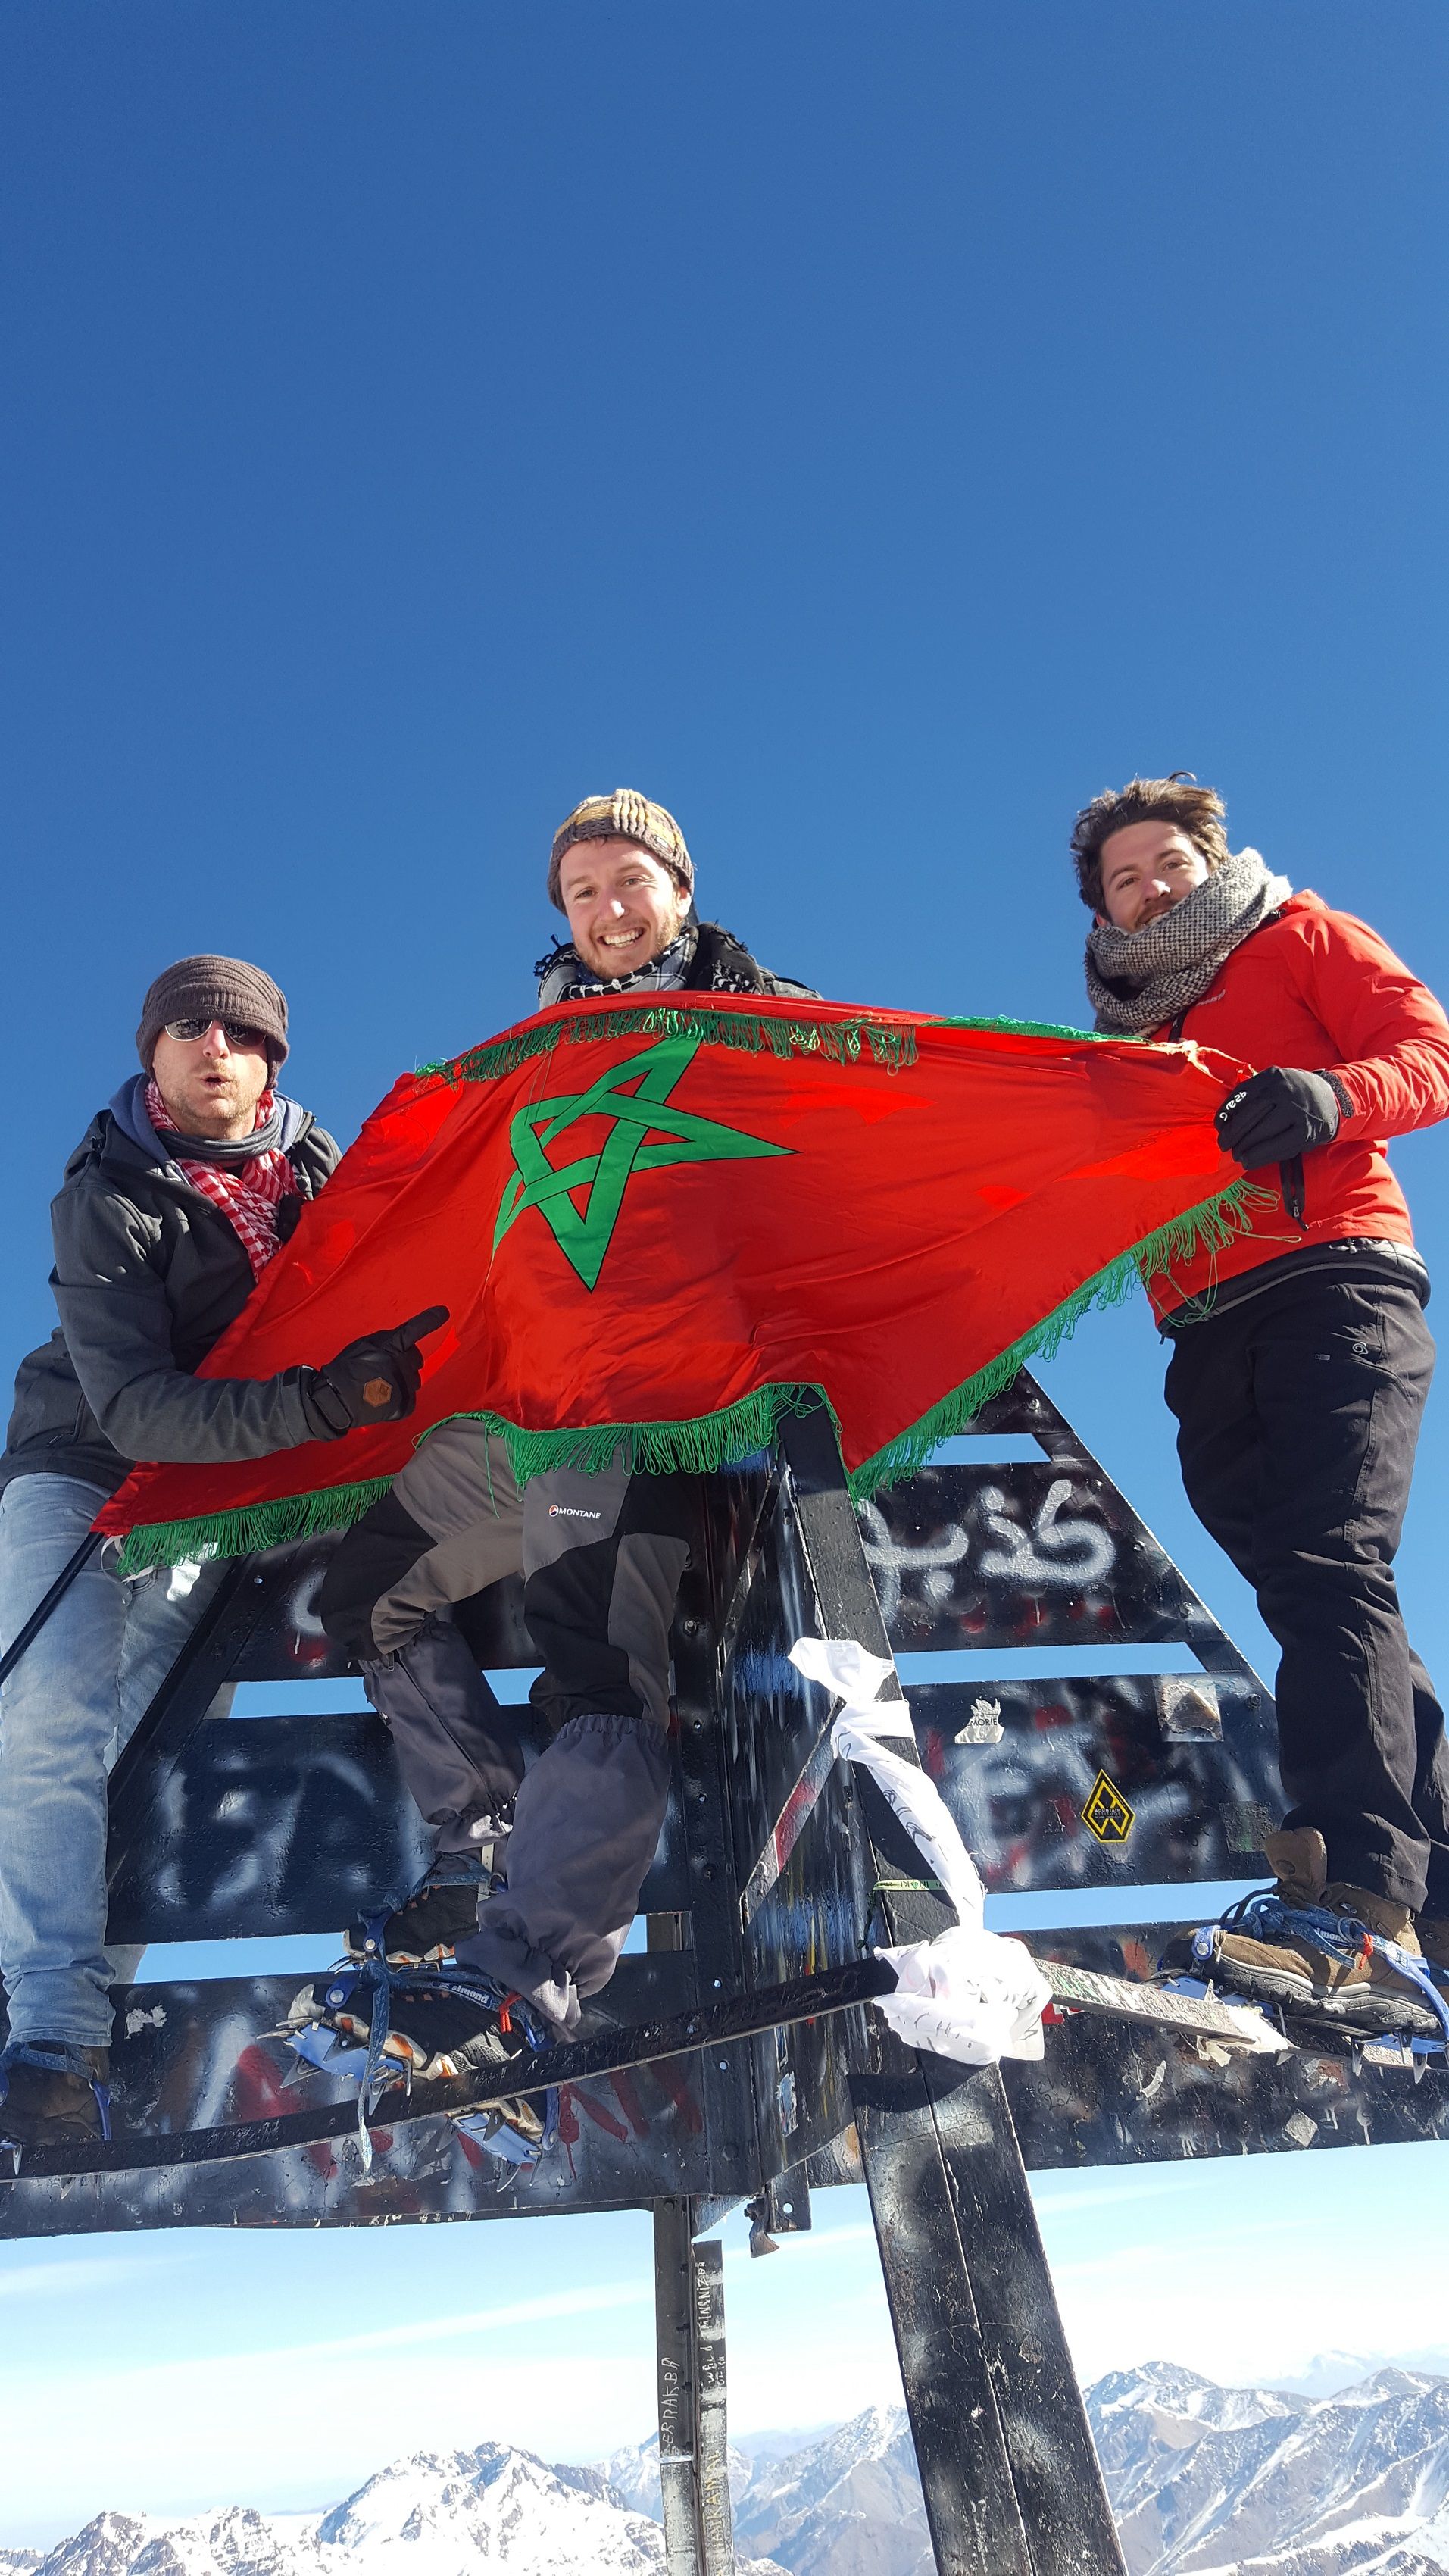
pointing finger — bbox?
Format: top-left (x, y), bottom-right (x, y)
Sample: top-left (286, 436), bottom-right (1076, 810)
top-left (396, 1305), bottom-right (451, 1348)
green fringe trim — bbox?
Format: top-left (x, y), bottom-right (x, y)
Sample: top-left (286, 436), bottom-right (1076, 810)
top-left (114, 1477), bottom-right (399, 1577)
top-left (938, 1011), bottom-right (1142, 1046)
top-left (418, 1003), bottom-right (918, 1084)
top-left (110, 1395), bottom-right (830, 1574)
top-left (846, 1177), bottom-right (1276, 1497)
top-left (428, 1383), bottom-right (829, 1487)
top-left (112, 1176), bottom-right (1276, 1569)
top-left (414, 1004), bottom-right (1176, 1090)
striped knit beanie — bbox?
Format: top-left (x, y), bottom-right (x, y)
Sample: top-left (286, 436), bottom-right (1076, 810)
top-left (136, 955), bottom-right (290, 1069)
top-left (547, 790), bottom-right (694, 914)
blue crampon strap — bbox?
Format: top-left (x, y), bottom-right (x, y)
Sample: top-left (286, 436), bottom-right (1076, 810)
top-left (317, 1930), bottom-right (399, 2176)
top-left (1196, 1894), bottom-right (1449, 2046)
top-left (1373, 1935), bottom-right (1449, 2046)
top-left (428, 1849), bottom-right (492, 1890)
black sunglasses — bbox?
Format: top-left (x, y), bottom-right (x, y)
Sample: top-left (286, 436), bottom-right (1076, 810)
top-left (163, 1018), bottom-right (270, 1050)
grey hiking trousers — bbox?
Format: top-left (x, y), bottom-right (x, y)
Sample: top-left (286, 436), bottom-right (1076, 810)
top-left (318, 1418), bottom-right (691, 2031)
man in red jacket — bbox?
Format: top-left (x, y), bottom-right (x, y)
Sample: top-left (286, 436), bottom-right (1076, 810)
top-left (1076, 774), bottom-right (1449, 2037)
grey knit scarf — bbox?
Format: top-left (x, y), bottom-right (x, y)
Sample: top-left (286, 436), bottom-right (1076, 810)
top-left (146, 1086), bottom-right (288, 1165)
top-left (1085, 846), bottom-right (1293, 1034)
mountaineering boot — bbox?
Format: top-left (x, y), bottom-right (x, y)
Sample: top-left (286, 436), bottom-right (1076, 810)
top-left (283, 1965), bottom-right (554, 2160)
top-left (345, 1840), bottom-right (506, 1966)
top-left (1182, 1828), bottom-right (1441, 2037)
top-left (0, 2041), bottom-right (111, 2148)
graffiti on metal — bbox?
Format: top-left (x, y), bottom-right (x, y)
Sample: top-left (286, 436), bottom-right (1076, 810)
top-left (909, 1672), bottom-right (1281, 1894)
top-left (859, 1459), bottom-right (1236, 1658)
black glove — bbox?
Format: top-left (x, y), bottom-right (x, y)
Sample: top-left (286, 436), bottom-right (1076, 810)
top-left (302, 1306), bottom-right (449, 1440)
top-left (1216, 1068), bottom-right (1345, 1170)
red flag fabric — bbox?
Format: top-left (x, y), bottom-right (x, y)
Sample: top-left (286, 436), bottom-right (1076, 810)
top-left (97, 992), bottom-right (1257, 1570)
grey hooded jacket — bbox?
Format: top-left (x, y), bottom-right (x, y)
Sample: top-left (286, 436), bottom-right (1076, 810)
top-left (1, 1077), bottom-right (340, 1499)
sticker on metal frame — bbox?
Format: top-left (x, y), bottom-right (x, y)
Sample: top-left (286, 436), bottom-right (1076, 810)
top-left (1081, 1768), bottom-right (1135, 1844)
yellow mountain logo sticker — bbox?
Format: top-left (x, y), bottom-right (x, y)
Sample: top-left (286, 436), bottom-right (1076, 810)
top-left (1082, 1768), bottom-right (1135, 1844)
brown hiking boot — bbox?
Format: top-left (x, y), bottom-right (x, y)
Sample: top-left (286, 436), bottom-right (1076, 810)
top-left (1201, 1830), bottom-right (1440, 2037)
top-left (0, 2042), bottom-right (111, 2147)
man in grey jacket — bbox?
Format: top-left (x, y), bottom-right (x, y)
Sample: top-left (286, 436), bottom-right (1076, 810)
top-left (0, 954), bottom-right (441, 2146)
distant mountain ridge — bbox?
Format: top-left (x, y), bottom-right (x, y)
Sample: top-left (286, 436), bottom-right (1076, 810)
top-left (606, 2406), bottom-right (930, 2576)
top-left (5, 2414), bottom-right (927, 2576)
top-left (7, 2448), bottom-right (787, 2576)
top-left (15, 2370), bottom-right (1449, 2576)
top-left (1089, 2361), bottom-right (1449, 2574)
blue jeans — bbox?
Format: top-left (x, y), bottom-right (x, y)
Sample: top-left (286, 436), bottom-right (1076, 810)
top-left (0, 1474), bottom-right (231, 2048)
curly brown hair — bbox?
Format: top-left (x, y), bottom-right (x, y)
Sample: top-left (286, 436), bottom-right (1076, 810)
top-left (1070, 774), bottom-right (1232, 913)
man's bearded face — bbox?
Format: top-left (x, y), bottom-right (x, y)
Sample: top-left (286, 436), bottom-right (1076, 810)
top-left (558, 838), bottom-right (692, 977)
top-left (1097, 821), bottom-right (1211, 932)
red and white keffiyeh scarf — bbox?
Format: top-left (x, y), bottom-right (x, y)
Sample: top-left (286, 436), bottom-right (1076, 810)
top-left (146, 1080), bottom-right (298, 1281)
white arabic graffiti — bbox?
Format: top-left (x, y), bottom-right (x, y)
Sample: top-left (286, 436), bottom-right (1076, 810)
top-left (856, 1499), bottom-right (972, 1625)
top-left (976, 1479), bottom-right (1116, 1590)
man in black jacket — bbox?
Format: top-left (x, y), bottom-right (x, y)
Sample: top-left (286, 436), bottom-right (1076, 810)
top-left (304, 793), bottom-right (810, 2100)
top-left (0, 955), bottom-right (440, 2145)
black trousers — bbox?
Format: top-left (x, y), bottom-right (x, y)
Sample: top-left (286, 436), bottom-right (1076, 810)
top-left (1163, 1263), bottom-right (1449, 1915)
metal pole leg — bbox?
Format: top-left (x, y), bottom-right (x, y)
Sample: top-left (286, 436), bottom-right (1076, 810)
top-left (656, 2196), bottom-right (704, 2576)
top-left (692, 2237), bottom-right (735, 2569)
top-left (653, 2197), bottom-right (736, 2575)
top-left (854, 2045), bottom-right (1126, 2576)
top-left (776, 1399), bottom-right (1125, 2576)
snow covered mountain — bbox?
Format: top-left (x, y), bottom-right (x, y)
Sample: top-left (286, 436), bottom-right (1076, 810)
top-left (611, 2369), bottom-right (1449, 2575)
top-left (603, 2407), bottom-right (930, 2575)
top-left (13, 2449), bottom-right (788, 2576)
top-left (601, 2436), bottom-right (755, 2519)
top-left (731, 2406), bottom-right (931, 2576)
top-left (1089, 2362), bottom-right (1449, 2574)
top-left (17, 2371), bottom-right (1449, 2576)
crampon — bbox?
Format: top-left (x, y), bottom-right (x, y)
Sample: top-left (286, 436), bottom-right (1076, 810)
top-left (281, 1962), bottom-right (557, 2172)
top-left (1160, 1889), bottom-right (1449, 2055)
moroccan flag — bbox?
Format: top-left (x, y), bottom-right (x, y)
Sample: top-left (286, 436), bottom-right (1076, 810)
top-left (98, 991), bottom-right (1257, 1570)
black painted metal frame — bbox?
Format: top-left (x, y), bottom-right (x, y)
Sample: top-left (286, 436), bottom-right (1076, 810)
top-left (777, 1401), bottom-right (1127, 2576)
top-left (8, 1370), bottom-right (1449, 2571)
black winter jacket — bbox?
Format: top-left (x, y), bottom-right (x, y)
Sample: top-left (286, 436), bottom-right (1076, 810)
top-left (675, 921), bottom-right (815, 999)
top-left (1, 1077), bottom-right (341, 1498)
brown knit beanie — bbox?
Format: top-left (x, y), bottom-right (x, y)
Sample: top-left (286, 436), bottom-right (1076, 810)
top-left (548, 789), bottom-right (694, 914)
top-left (136, 955), bottom-right (289, 1070)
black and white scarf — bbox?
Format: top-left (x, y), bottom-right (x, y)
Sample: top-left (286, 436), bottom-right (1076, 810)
top-left (535, 924), bottom-right (698, 1007)
top-left (536, 921), bottom-right (772, 1008)
top-left (1085, 846), bottom-right (1293, 1035)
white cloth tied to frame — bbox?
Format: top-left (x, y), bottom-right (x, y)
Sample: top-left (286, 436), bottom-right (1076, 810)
top-left (788, 1636), bottom-right (1049, 2067)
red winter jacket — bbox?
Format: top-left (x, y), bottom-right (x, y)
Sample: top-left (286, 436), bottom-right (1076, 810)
top-left (1145, 892), bottom-right (1449, 1318)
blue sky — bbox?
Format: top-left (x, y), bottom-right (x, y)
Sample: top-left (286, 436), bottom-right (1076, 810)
top-left (2, 0), bottom-right (1448, 2545)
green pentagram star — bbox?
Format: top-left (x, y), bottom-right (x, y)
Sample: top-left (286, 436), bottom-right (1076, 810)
top-left (492, 1034), bottom-right (791, 1290)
